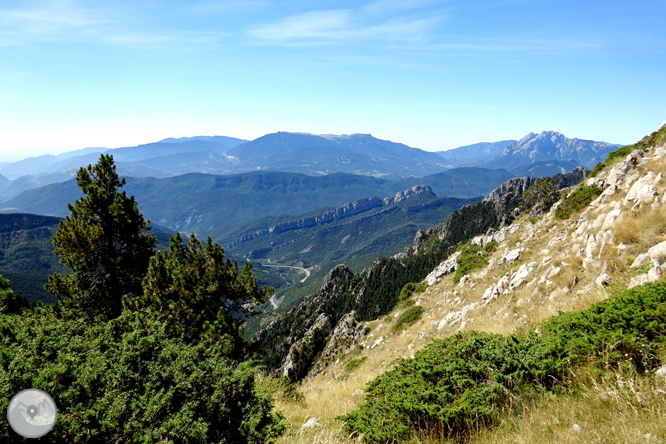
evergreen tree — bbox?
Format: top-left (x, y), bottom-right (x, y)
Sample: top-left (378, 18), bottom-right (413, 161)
top-left (0, 274), bottom-right (29, 314)
top-left (137, 233), bottom-right (272, 353)
top-left (46, 154), bottom-right (156, 320)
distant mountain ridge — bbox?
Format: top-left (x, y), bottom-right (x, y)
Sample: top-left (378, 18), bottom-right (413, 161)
top-left (437, 140), bottom-right (517, 165)
top-left (0, 130), bottom-right (619, 203)
top-left (1, 169), bottom-right (513, 244)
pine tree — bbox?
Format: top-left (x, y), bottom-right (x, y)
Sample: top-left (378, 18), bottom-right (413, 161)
top-left (46, 154), bottom-right (156, 320)
top-left (0, 274), bottom-right (29, 314)
top-left (137, 233), bottom-right (271, 353)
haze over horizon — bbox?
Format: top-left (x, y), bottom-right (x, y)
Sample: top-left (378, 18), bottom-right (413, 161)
top-left (1, 0), bottom-right (664, 162)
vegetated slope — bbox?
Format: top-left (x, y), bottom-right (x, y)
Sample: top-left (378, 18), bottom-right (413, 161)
top-left (271, 125), bottom-right (666, 443)
top-left (250, 167), bottom-right (588, 381)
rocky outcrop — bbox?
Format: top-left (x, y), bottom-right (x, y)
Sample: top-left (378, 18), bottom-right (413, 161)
top-left (281, 313), bottom-right (333, 381)
top-left (307, 311), bottom-right (366, 379)
top-left (483, 176), bottom-right (539, 217)
top-left (383, 185), bottom-right (435, 205)
top-left (425, 251), bottom-right (460, 285)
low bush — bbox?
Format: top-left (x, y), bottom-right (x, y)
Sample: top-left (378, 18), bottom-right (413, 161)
top-left (391, 306), bottom-right (425, 333)
top-left (554, 184), bottom-right (602, 219)
top-left (346, 356), bottom-right (368, 372)
top-left (0, 308), bottom-right (286, 442)
top-left (341, 281), bottom-right (666, 443)
top-left (414, 281), bottom-right (428, 293)
top-left (454, 244), bottom-right (488, 283)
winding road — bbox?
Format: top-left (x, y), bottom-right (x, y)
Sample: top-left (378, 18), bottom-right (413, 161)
top-left (261, 264), bottom-right (311, 309)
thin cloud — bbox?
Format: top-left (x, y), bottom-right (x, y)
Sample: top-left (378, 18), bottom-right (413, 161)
top-left (247, 9), bottom-right (442, 45)
top-left (0, 1), bottom-right (219, 49)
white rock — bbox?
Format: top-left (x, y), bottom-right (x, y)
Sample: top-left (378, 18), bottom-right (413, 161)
top-left (510, 262), bottom-right (535, 290)
top-left (655, 365), bottom-right (666, 378)
top-left (648, 241), bottom-right (666, 267)
top-left (601, 209), bottom-right (622, 232)
top-left (626, 172), bottom-right (658, 204)
top-left (595, 272), bottom-right (611, 287)
top-left (371, 336), bottom-right (384, 349)
top-left (499, 248), bottom-right (522, 265)
top-left (352, 389), bottom-right (364, 396)
top-left (548, 266), bottom-right (562, 279)
top-left (631, 253), bottom-right (651, 268)
top-left (425, 251), bottom-right (461, 285)
top-left (302, 417), bottom-right (321, 429)
top-left (571, 424), bottom-right (581, 432)
top-left (583, 257), bottom-right (601, 270)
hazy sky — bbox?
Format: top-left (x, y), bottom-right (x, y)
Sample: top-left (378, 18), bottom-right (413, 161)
top-left (1, 0), bottom-right (664, 161)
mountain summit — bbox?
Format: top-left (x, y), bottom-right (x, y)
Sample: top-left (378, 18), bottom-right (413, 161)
top-left (489, 130), bottom-right (619, 170)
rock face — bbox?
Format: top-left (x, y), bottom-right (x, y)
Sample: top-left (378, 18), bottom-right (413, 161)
top-left (307, 311), bottom-right (367, 379)
top-left (281, 313), bottom-right (333, 381)
top-left (483, 176), bottom-right (539, 217)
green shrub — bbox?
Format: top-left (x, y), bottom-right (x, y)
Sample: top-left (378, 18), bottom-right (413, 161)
top-left (554, 184), bottom-right (602, 220)
top-left (341, 281), bottom-right (666, 443)
top-left (588, 125), bottom-right (666, 178)
top-left (397, 298), bottom-right (416, 309)
top-left (484, 240), bottom-right (499, 253)
top-left (454, 244), bottom-right (488, 284)
top-left (363, 326), bottom-right (372, 335)
top-left (414, 281), bottom-right (428, 293)
top-left (588, 162), bottom-right (606, 178)
top-left (346, 356), bottom-right (368, 372)
top-left (399, 282), bottom-right (417, 301)
top-left (391, 306), bottom-right (425, 333)
top-left (0, 308), bottom-right (286, 442)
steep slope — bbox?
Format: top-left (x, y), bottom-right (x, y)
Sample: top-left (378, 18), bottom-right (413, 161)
top-left (229, 186), bottom-right (479, 315)
top-left (251, 167), bottom-right (587, 380)
top-left (268, 125), bottom-right (666, 443)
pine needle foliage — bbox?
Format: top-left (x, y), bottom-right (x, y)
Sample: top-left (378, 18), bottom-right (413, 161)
top-left (46, 154), bottom-right (156, 320)
top-left (136, 233), bottom-right (272, 353)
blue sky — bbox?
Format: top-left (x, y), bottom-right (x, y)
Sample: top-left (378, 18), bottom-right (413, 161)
top-left (0, 0), bottom-right (664, 161)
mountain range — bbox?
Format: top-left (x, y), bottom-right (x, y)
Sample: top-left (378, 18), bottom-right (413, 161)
top-left (0, 131), bottom-right (618, 202)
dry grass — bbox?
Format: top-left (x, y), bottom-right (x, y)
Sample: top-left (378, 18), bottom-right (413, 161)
top-left (614, 204), bottom-right (666, 252)
top-left (466, 368), bottom-right (666, 444)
